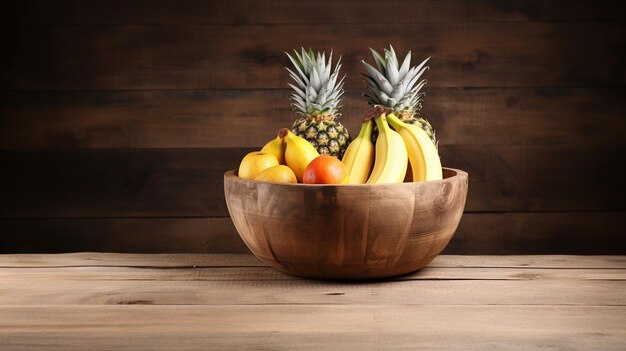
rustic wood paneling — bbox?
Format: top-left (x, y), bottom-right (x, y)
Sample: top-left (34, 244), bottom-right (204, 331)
top-left (0, 218), bottom-right (248, 254)
top-left (1, 212), bottom-right (624, 254)
top-left (4, 0), bottom-right (625, 24)
top-left (0, 148), bottom-right (247, 218)
top-left (1, 87), bottom-right (625, 149)
top-left (449, 212), bottom-right (626, 255)
top-left (2, 22), bottom-right (624, 90)
top-left (1, 0), bottom-right (623, 253)
top-left (0, 146), bottom-right (624, 218)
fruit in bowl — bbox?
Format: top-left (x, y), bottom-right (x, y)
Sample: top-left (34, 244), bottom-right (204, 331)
top-left (303, 155), bottom-right (347, 184)
top-left (226, 46), bottom-right (468, 279)
top-left (237, 152), bottom-right (279, 180)
top-left (254, 165), bottom-right (297, 184)
top-left (286, 48), bottom-right (350, 158)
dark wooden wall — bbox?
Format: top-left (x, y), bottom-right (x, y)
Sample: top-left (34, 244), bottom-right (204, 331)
top-left (1, 0), bottom-right (625, 254)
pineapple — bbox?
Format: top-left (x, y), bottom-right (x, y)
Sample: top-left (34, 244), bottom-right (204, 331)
top-left (286, 48), bottom-right (350, 158)
top-left (362, 46), bottom-right (437, 147)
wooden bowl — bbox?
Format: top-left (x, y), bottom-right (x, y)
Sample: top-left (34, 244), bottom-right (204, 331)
top-left (224, 168), bottom-right (468, 280)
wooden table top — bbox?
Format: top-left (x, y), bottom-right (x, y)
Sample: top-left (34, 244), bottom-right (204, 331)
top-left (0, 253), bottom-right (624, 350)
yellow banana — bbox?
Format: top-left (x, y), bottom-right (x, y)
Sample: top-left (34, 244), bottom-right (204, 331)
top-left (387, 113), bottom-right (442, 182)
top-left (366, 113), bottom-right (408, 184)
top-left (261, 131), bottom-right (286, 164)
top-left (342, 119), bottom-right (375, 184)
top-left (282, 128), bottom-right (320, 182)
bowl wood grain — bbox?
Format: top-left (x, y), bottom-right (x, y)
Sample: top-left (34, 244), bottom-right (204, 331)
top-left (224, 168), bottom-right (468, 280)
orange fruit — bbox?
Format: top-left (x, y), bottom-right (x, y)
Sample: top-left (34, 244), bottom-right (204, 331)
top-left (303, 155), bottom-right (347, 184)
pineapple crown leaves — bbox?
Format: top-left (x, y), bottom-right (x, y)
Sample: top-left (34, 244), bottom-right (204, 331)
top-left (285, 48), bottom-right (345, 119)
top-left (361, 45), bottom-right (430, 115)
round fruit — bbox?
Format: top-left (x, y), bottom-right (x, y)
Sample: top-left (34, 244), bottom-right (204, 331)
top-left (254, 165), bottom-right (297, 184)
top-left (238, 151), bottom-right (279, 180)
top-left (303, 155), bottom-right (347, 184)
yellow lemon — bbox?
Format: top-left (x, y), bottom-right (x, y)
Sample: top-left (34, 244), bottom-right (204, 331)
top-left (238, 152), bottom-right (279, 180)
top-left (254, 165), bottom-right (297, 183)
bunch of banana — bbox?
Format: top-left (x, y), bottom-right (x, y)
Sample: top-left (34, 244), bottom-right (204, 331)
top-left (386, 113), bottom-right (442, 182)
top-left (341, 107), bottom-right (442, 184)
top-left (366, 109), bottom-right (408, 184)
top-left (341, 110), bottom-right (376, 184)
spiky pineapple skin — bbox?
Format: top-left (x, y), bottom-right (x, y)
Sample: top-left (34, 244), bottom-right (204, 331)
top-left (292, 117), bottom-right (350, 158)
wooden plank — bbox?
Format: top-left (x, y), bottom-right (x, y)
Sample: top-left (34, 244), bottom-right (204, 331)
top-left (447, 212), bottom-right (626, 255)
top-left (0, 254), bottom-right (623, 269)
top-left (2, 22), bottom-right (624, 89)
top-left (1, 145), bottom-right (624, 217)
top-left (0, 89), bottom-right (302, 149)
top-left (0, 278), bottom-right (623, 306)
top-left (0, 253), bottom-right (264, 268)
top-left (1, 212), bottom-right (624, 254)
top-left (4, 0), bottom-right (625, 24)
top-left (431, 255), bottom-right (626, 269)
top-left (1, 87), bottom-right (624, 149)
top-left (0, 266), bottom-right (623, 282)
top-left (0, 148), bottom-right (247, 218)
top-left (439, 145), bottom-right (626, 212)
top-left (0, 305), bottom-right (623, 351)
top-left (0, 218), bottom-right (249, 254)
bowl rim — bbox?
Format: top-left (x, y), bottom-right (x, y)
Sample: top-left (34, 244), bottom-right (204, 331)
top-left (224, 167), bottom-right (467, 188)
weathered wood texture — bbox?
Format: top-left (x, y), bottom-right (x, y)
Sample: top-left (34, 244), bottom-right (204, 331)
top-left (2, 23), bottom-right (625, 89)
top-left (0, 254), bottom-right (624, 350)
top-left (224, 169), bottom-right (467, 279)
top-left (1, 305), bottom-right (623, 351)
top-left (3, 253), bottom-right (623, 269)
top-left (1, 146), bottom-right (623, 217)
top-left (4, 0), bottom-right (625, 24)
top-left (0, 218), bottom-right (250, 254)
top-left (1, 212), bottom-right (625, 254)
top-left (2, 88), bottom-right (625, 149)
top-left (1, 1), bottom-right (625, 253)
